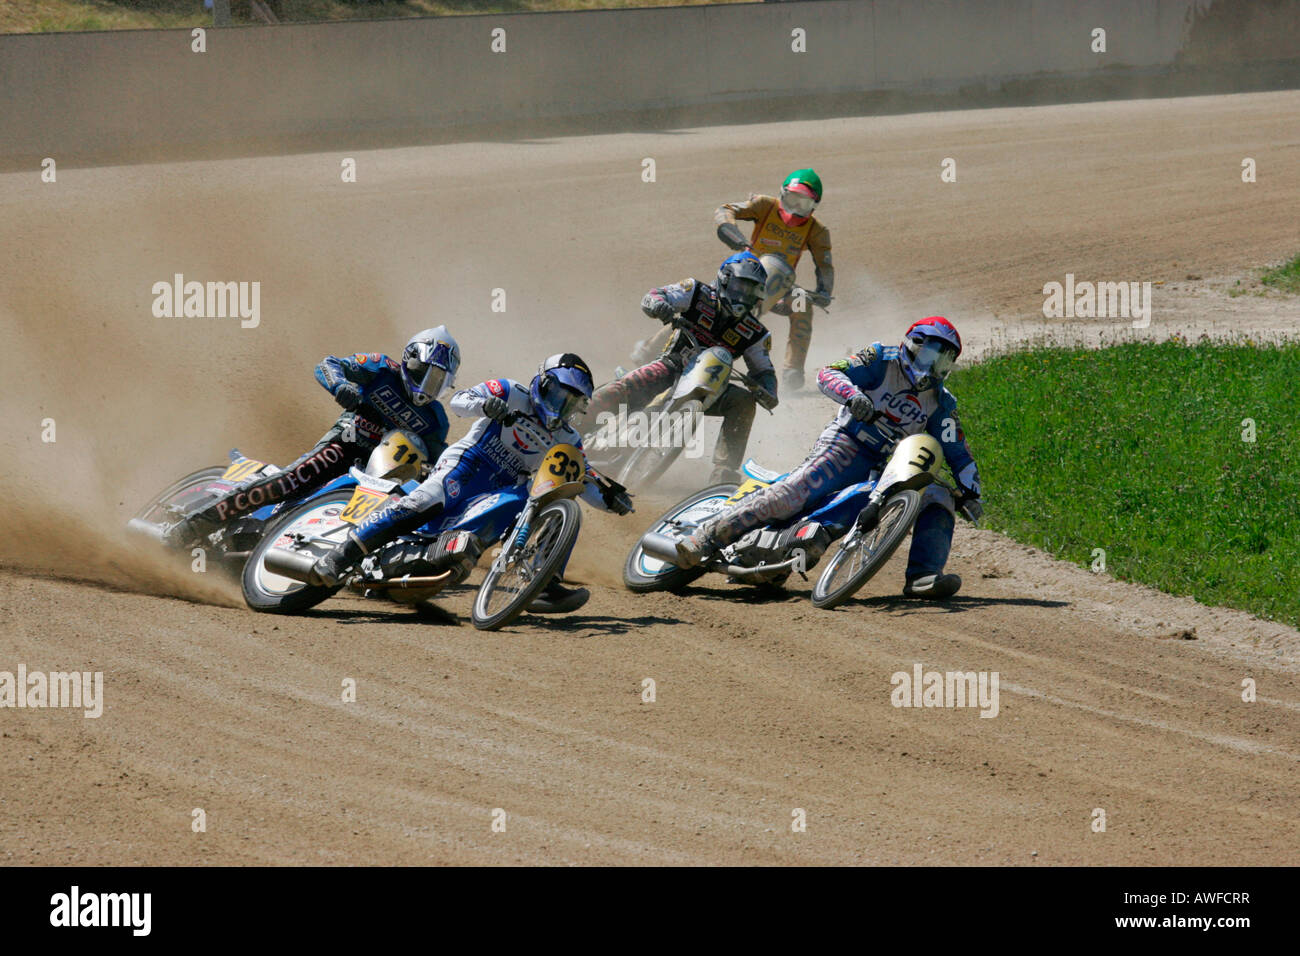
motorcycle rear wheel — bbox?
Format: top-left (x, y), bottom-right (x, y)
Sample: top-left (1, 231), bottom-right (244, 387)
top-left (134, 466), bottom-right (227, 525)
top-left (623, 483), bottom-right (737, 593)
top-left (241, 491), bottom-right (351, 613)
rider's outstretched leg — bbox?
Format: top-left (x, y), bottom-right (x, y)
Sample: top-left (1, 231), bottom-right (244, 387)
top-left (902, 487), bottom-right (961, 599)
top-left (708, 384), bottom-right (757, 485)
top-left (165, 415), bottom-right (379, 548)
top-left (783, 306), bottom-right (814, 391)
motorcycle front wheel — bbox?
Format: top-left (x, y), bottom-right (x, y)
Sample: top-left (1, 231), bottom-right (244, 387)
top-left (471, 499), bottom-right (582, 631)
top-left (811, 489), bottom-right (922, 609)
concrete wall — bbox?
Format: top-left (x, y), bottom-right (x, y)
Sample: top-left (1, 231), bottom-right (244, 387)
top-left (2, 0), bottom-right (1296, 166)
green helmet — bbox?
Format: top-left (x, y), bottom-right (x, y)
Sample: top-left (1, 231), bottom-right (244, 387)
top-left (782, 168), bottom-right (823, 203)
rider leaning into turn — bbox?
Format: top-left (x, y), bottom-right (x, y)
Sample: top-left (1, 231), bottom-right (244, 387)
top-left (166, 327), bottom-right (461, 548)
top-left (583, 251), bottom-right (779, 486)
top-left (715, 168), bottom-right (834, 391)
top-left (310, 353), bottom-right (633, 614)
top-left (676, 317), bottom-right (983, 600)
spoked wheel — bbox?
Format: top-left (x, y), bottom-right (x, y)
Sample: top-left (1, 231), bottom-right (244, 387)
top-left (472, 499), bottom-right (581, 631)
top-left (241, 490), bottom-right (352, 613)
top-left (134, 466), bottom-right (227, 525)
top-left (616, 441), bottom-right (682, 490)
top-left (623, 483), bottom-right (737, 593)
top-left (811, 489), bottom-right (922, 609)
top-left (614, 402), bottom-right (700, 489)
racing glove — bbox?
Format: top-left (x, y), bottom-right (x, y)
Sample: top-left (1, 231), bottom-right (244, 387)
top-left (647, 298), bottom-right (676, 323)
top-left (809, 286), bottom-right (833, 309)
top-left (847, 392), bottom-right (877, 422)
top-left (717, 222), bottom-right (749, 252)
top-left (957, 495), bottom-right (983, 522)
top-left (481, 395), bottom-right (513, 423)
top-left (334, 381), bottom-right (362, 410)
top-left (593, 474), bottom-right (634, 515)
top-left (603, 487), bottom-right (634, 515)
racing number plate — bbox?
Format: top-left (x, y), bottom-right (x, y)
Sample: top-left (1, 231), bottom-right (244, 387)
top-left (724, 478), bottom-right (767, 505)
top-left (340, 487), bottom-right (389, 525)
top-left (222, 458), bottom-right (266, 482)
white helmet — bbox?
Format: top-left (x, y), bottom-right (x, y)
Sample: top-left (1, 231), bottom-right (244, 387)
top-left (401, 325), bottom-right (460, 406)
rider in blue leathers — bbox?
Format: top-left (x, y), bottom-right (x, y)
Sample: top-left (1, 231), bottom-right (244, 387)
top-left (310, 353), bottom-right (633, 613)
top-left (166, 327), bottom-right (461, 548)
top-left (676, 316), bottom-right (983, 598)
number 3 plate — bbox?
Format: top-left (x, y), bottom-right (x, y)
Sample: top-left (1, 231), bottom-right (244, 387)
top-left (341, 487), bottom-right (389, 524)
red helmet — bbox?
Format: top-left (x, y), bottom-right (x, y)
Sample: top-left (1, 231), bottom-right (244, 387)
top-left (899, 316), bottom-right (962, 389)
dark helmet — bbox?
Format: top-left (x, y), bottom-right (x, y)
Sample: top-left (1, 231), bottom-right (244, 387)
top-left (530, 353), bottom-right (594, 430)
top-left (716, 251), bottom-right (768, 320)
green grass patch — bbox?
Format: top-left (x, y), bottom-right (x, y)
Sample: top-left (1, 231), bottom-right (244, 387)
top-left (1261, 253), bottom-right (1300, 295)
top-left (947, 339), bottom-right (1300, 626)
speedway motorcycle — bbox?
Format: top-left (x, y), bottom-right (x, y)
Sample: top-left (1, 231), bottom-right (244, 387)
top-left (626, 432), bottom-right (959, 609)
top-left (245, 428), bottom-right (629, 631)
top-left (587, 324), bottom-right (773, 489)
top-left (127, 408), bottom-right (423, 569)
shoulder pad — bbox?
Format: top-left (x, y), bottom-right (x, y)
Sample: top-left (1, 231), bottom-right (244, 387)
top-left (854, 344), bottom-right (881, 365)
top-left (679, 277), bottom-right (697, 292)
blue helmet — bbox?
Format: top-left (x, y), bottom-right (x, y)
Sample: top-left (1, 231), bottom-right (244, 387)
top-left (530, 353), bottom-right (594, 430)
top-left (899, 316), bottom-right (962, 390)
top-left (716, 251), bottom-right (768, 319)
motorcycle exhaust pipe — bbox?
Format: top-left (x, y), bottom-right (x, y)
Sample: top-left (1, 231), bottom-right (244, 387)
top-left (263, 548), bottom-right (317, 582)
top-left (364, 572), bottom-right (453, 590)
top-left (640, 532), bottom-right (685, 567)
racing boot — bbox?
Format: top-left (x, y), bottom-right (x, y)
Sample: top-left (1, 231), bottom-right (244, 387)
top-left (782, 367), bottom-right (805, 392)
top-left (309, 497), bottom-right (434, 586)
top-left (675, 525), bottom-right (719, 569)
top-left (527, 578), bottom-right (590, 614)
top-left (310, 532), bottom-right (366, 587)
top-left (902, 573), bottom-right (962, 599)
top-left (709, 466), bottom-right (742, 486)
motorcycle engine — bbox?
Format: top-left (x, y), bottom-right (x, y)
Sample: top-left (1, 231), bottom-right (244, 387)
top-left (730, 520), bottom-right (830, 574)
top-left (372, 530), bottom-right (484, 585)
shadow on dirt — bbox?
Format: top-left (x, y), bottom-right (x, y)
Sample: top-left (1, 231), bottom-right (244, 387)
top-left (295, 605), bottom-right (681, 634)
top-left (829, 595), bottom-right (1073, 613)
top-left (505, 613), bottom-right (683, 636)
top-left (675, 583), bottom-right (803, 604)
top-left (300, 602), bottom-right (462, 626)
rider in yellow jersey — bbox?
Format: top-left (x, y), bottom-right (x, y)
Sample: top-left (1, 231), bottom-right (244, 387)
top-left (715, 168), bottom-right (834, 390)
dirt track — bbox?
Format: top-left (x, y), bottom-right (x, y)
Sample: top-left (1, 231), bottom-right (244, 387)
top-left (2, 91), bottom-right (1299, 865)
